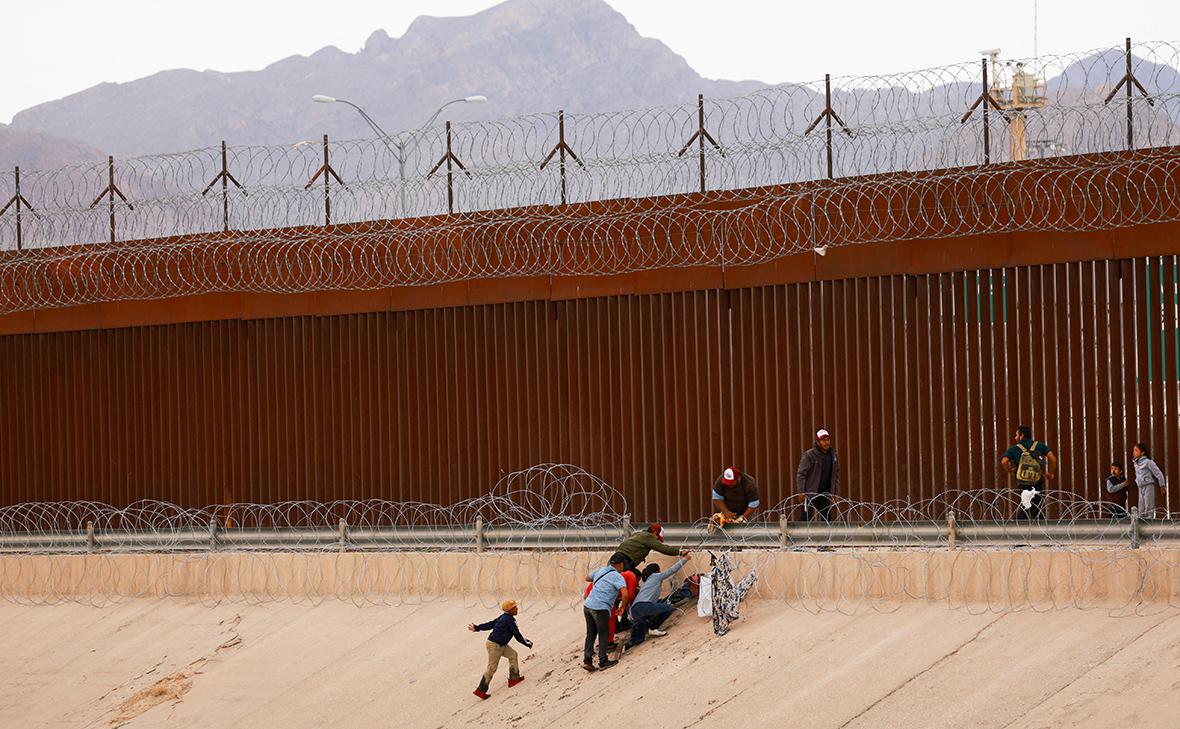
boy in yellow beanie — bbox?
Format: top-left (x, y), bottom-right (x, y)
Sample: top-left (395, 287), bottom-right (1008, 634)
top-left (467, 599), bottom-right (533, 699)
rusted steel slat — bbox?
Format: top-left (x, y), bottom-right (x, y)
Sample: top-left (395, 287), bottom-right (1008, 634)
top-left (1161, 255), bottom-right (1179, 513)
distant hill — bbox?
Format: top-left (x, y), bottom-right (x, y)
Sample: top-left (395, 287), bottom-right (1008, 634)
top-left (8, 0), bottom-right (766, 160)
top-left (0, 124), bottom-right (106, 171)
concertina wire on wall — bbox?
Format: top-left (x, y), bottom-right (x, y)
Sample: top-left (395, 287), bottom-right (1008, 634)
top-left (3, 464), bottom-right (1180, 614)
top-left (2, 41), bottom-right (1180, 312)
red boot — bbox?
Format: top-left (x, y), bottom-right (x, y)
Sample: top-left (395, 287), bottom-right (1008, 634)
top-left (508, 677), bottom-right (525, 688)
top-left (473, 688), bottom-right (490, 700)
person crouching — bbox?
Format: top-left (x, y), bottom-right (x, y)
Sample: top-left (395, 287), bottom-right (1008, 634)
top-left (468, 599), bottom-right (533, 700)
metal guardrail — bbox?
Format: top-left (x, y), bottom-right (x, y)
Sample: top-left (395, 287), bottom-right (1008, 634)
top-left (2, 516), bottom-right (1178, 554)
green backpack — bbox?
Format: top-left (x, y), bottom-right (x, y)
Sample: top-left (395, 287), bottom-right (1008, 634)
top-left (1015, 442), bottom-right (1046, 485)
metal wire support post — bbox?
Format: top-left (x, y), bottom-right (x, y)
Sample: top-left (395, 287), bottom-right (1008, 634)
top-left (803, 74), bottom-right (854, 179)
top-left (87, 156), bottom-right (133, 244)
top-left (539, 110), bottom-right (585, 205)
top-left (0, 166), bottom-right (36, 251)
top-left (1103, 37), bottom-right (1155, 151)
top-left (960, 59), bottom-right (1009, 164)
top-left (200, 141), bottom-right (248, 232)
top-left (677, 94), bottom-right (724, 193)
top-left (947, 510), bottom-right (958, 549)
top-left (304, 134), bottom-right (345, 226)
top-left (338, 518), bottom-right (348, 552)
top-left (427, 121), bottom-right (472, 215)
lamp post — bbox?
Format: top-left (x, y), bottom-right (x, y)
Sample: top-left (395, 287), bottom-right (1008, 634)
top-left (312, 94), bottom-right (488, 216)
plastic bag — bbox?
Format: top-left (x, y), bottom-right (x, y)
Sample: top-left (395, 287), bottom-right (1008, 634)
top-left (696, 574), bottom-right (713, 617)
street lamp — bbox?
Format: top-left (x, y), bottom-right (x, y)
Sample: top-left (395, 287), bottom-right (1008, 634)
top-left (313, 94), bottom-right (488, 216)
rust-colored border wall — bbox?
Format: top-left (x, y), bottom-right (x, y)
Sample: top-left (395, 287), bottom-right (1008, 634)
top-left (2, 254), bottom-right (1177, 520)
top-left (3, 221), bottom-right (1179, 337)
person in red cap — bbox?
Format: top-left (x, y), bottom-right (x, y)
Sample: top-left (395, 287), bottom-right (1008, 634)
top-left (710, 467), bottom-right (760, 524)
top-left (614, 523), bottom-right (688, 570)
top-left (796, 429), bottom-right (839, 521)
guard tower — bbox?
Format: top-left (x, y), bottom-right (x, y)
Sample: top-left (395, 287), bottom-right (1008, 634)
top-left (981, 49), bottom-right (1049, 161)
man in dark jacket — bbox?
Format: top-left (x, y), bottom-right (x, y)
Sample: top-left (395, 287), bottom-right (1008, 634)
top-left (796, 429), bottom-right (839, 521)
top-left (710, 467), bottom-right (760, 525)
top-left (467, 599), bottom-right (533, 699)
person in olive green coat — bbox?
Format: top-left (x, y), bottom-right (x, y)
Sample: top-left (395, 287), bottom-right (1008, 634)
top-left (614, 523), bottom-right (687, 569)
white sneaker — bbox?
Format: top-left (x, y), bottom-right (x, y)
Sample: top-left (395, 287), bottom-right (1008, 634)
top-left (648, 628), bottom-right (667, 637)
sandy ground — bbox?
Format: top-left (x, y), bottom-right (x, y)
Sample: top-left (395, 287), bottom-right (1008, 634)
top-left (3, 597), bottom-right (1180, 729)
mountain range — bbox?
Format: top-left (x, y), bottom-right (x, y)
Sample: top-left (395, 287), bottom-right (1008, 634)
top-left (2, 0), bottom-right (764, 169)
top-left (3, 0), bottom-right (1179, 174)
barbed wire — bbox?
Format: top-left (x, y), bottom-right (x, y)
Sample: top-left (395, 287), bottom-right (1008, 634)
top-left (1, 42), bottom-right (1180, 313)
top-left (1, 464), bottom-right (1178, 614)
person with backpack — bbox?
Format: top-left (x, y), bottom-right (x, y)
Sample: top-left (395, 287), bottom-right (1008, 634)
top-left (1130, 442), bottom-right (1167, 518)
top-left (467, 599), bottom-right (532, 700)
top-left (1000, 425), bottom-right (1057, 520)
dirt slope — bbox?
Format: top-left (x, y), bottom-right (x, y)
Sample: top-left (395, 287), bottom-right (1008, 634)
top-left (2, 597), bottom-right (1179, 728)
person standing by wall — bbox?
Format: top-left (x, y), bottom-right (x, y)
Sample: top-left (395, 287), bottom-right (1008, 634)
top-left (1130, 443), bottom-right (1167, 518)
top-left (1103, 461), bottom-right (1130, 518)
top-left (1000, 425), bottom-right (1057, 520)
top-left (796, 429), bottom-right (839, 521)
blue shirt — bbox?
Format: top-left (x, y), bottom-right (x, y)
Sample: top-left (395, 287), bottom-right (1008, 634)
top-left (584, 566), bottom-right (627, 611)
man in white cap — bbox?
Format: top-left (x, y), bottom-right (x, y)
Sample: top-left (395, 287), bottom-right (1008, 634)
top-left (710, 467), bottom-right (760, 524)
top-left (796, 429), bottom-right (840, 521)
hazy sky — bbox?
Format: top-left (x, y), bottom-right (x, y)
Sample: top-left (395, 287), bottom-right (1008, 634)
top-left (1, 0), bottom-right (1174, 124)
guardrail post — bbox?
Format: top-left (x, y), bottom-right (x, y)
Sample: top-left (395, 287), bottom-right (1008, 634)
top-left (475, 516), bottom-right (484, 553)
top-left (338, 518), bottom-right (348, 552)
top-left (947, 510), bottom-right (957, 550)
top-left (209, 516), bottom-right (219, 550)
top-left (779, 515), bottom-right (788, 550)
top-left (1130, 506), bottom-right (1141, 549)
top-left (86, 521), bottom-right (95, 552)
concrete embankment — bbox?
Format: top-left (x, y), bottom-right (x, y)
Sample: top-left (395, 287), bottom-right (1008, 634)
top-left (2, 550), bottom-right (1179, 728)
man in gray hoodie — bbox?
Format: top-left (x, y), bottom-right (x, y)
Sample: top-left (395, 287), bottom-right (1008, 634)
top-left (1131, 442), bottom-right (1167, 518)
top-left (796, 429), bottom-right (840, 521)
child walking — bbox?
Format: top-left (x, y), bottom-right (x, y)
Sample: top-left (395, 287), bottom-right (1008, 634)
top-left (468, 599), bottom-right (533, 700)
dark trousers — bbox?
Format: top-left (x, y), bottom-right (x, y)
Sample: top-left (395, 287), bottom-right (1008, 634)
top-left (583, 606), bottom-right (612, 665)
top-left (1104, 503), bottom-right (1129, 519)
top-left (803, 492), bottom-right (833, 522)
top-left (1014, 485), bottom-right (1045, 520)
top-left (627, 601), bottom-right (674, 646)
